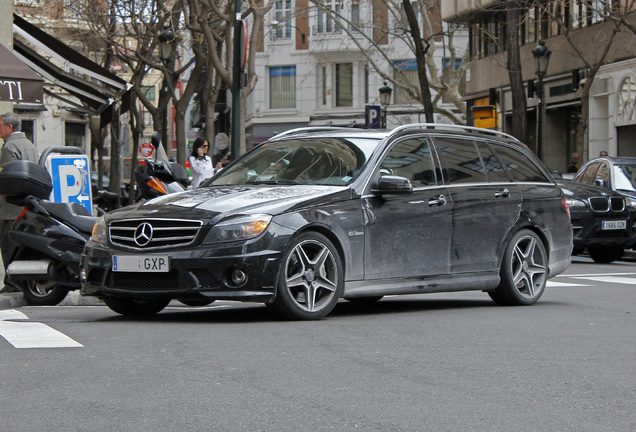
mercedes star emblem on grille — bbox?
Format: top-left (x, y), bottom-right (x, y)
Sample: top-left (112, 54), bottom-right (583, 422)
top-left (134, 222), bottom-right (153, 246)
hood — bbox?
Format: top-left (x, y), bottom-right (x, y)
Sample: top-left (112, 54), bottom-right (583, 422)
top-left (107, 185), bottom-right (350, 223)
top-left (557, 180), bottom-right (617, 198)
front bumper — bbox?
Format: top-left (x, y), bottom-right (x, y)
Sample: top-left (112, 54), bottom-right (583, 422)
top-left (570, 213), bottom-right (636, 249)
top-left (80, 241), bottom-right (282, 303)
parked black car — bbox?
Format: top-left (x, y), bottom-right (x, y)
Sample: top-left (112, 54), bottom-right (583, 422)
top-left (80, 124), bottom-right (572, 320)
top-left (558, 180), bottom-right (636, 263)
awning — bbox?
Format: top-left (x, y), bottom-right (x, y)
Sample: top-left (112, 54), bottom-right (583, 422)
top-left (0, 42), bottom-right (44, 104)
top-left (12, 13), bottom-right (130, 121)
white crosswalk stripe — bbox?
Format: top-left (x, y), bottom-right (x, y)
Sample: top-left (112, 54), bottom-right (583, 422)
top-left (546, 281), bottom-right (591, 287)
top-left (0, 309), bottom-right (83, 349)
top-left (572, 276), bottom-right (636, 285)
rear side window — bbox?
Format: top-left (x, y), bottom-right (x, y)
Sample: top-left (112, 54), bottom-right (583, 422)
top-left (379, 137), bottom-right (437, 187)
top-left (489, 144), bottom-right (549, 182)
top-left (478, 141), bottom-right (509, 182)
top-left (434, 137), bottom-right (486, 184)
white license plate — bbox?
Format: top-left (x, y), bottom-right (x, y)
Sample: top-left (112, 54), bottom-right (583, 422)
top-left (602, 220), bottom-right (626, 230)
top-left (112, 255), bottom-right (170, 272)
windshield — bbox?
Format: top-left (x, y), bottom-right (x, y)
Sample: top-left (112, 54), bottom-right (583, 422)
top-left (613, 163), bottom-right (636, 192)
top-left (209, 137), bottom-right (380, 186)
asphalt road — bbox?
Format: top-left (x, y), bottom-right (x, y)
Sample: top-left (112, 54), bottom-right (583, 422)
top-left (1, 257), bottom-right (635, 432)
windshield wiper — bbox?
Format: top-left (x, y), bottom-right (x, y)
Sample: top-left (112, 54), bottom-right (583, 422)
top-left (245, 180), bottom-right (301, 185)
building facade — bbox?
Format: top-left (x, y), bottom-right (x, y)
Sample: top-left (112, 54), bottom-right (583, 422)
top-left (243, 0), bottom-right (467, 147)
top-left (442, 0), bottom-right (636, 172)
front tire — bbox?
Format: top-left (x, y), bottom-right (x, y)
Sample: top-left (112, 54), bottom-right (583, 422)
top-left (489, 230), bottom-right (547, 306)
top-left (177, 298), bottom-right (216, 307)
top-left (20, 280), bottom-right (69, 306)
top-left (103, 296), bottom-right (170, 316)
top-left (267, 232), bottom-right (343, 320)
top-left (588, 246), bottom-right (623, 263)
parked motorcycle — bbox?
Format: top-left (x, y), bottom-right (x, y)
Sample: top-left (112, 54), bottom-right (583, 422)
top-left (0, 160), bottom-right (98, 305)
top-left (135, 132), bottom-right (189, 201)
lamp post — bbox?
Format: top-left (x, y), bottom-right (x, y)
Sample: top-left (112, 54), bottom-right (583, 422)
top-left (379, 81), bottom-right (392, 129)
top-left (532, 40), bottom-right (551, 161)
top-left (158, 28), bottom-right (175, 153)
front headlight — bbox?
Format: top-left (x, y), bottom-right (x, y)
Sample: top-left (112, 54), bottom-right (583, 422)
top-left (206, 214), bottom-right (272, 243)
top-left (625, 196), bottom-right (636, 209)
top-left (90, 217), bottom-right (108, 244)
top-left (565, 198), bottom-right (587, 209)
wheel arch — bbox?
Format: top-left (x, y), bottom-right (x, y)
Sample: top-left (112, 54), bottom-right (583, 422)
top-left (291, 224), bottom-right (347, 277)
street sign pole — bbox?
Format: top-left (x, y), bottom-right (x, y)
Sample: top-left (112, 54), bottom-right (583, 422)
top-left (231, 0), bottom-right (242, 162)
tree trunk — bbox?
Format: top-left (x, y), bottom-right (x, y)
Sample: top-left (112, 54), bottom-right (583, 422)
top-left (403, 0), bottom-right (435, 122)
top-left (506, 2), bottom-right (528, 143)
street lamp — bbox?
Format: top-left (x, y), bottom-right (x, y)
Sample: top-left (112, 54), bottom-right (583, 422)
top-left (158, 28), bottom-right (176, 153)
top-left (379, 82), bottom-right (392, 129)
top-left (532, 40), bottom-right (551, 161)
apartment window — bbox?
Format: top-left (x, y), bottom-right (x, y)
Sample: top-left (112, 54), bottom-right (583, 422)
top-left (21, 119), bottom-right (34, 143)
top-left (524, 7), bottom-right (537, 44)
top-left (394, 60), bottom-right (419, 105)
top-left (274, 0), bottom-right (292, 39)
top-left (141, 86), bottom-right (155, 101)
top-left (322, 66), bottom-right (328, 106)
top-left (351, 0), bottom-right (361, 31)
top-left (65, 122), bottom-right (86, 148)
top-left (270, 66), bottom-right (296, 109)
top-left (335, 63), bottom-right (353, 107)
top-left (316, 0), bottom-right (340, 34)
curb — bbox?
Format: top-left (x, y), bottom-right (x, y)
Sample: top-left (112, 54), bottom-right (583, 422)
top-left (0, 290), bottom-right (103, 310)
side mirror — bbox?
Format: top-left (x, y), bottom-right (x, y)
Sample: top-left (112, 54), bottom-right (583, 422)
top-left (372, 175), bottom-right (413, 195)
top-left (151, 131), bottom-right (161, 149)
top-left (594, 178), bottom-right (606, 187)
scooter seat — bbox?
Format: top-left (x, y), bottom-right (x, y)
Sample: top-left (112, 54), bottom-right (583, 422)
top-left (39, 201), bottom-right (99, 234)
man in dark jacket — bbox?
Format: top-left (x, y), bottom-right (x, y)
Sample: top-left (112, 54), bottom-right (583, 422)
top-left (0, 113), bottom-right (38, 292)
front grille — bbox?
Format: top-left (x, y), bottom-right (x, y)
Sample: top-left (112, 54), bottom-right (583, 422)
top-left (112, 271), bottom-right (181, 290)
top-left (109, 218), bottom-right (203, 250)
top-left (588, 196), bottom-right (625, 212)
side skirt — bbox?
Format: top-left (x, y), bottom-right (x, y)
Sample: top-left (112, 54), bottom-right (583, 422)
top-left (343, 272), bottom-right (500, 299)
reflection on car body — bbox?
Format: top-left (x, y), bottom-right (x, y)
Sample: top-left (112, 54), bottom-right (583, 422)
top-left (81, 124), bottom-right (572, 320)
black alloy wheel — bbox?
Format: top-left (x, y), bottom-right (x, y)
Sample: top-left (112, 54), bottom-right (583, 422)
top-left (489, 229), bottom-right (547, 306)
top-left (267, 232), bottom-right (343, 320)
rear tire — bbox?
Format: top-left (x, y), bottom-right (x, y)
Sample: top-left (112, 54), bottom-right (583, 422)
top-left (588, 246), bottom-right (623, 263)
top-left (20, 280), bottom-right (69, 306)
top-left (103, 296), bottom-right (170, 316)
top-left (488, 230), bottom-right (547, 306)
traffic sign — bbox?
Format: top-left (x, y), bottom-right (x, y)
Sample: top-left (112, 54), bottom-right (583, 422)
top-left (366, 105), bottom-right (381, 129)
top-left (44, 154), bottom-right (93, 215)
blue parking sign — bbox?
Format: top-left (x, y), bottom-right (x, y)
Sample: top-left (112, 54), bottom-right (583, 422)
top-left (45, 155), bottom-right (93, 215)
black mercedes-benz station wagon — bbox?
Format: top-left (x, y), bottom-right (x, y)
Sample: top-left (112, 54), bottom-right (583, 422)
top-left (81, 124), bottom-right (573, 320)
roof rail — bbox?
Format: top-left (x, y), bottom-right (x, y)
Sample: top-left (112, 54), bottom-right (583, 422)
top-left (389, 123), bottom-right (521, 142)
top-left (269, 126), bottom-right (352, 140)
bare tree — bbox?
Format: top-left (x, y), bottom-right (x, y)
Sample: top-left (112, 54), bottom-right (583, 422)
top-left (305, 0), bottom-right (467, 124)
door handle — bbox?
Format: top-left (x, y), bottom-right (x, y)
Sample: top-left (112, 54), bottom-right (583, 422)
top-left (494, 188), bottom-right (510, 198)
top-left (428, 194), bottom-right (447, 206)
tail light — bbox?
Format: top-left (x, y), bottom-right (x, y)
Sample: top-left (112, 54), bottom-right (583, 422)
top-left (562, 198), bottom-right (571, 221)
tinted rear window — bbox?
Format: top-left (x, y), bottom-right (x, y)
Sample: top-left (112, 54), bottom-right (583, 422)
top-left (489, 144), bottom-right (549, 182)
top-left (434, 137), bottom-right (486, 184)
